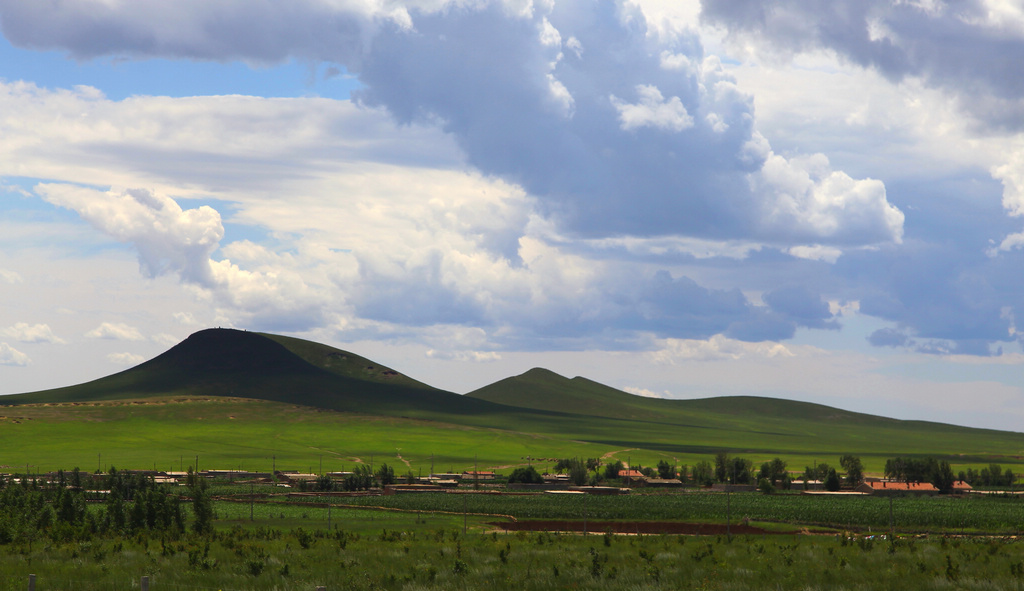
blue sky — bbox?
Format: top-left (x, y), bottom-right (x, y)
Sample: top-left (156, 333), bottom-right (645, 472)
top-left (3, 0), bottom-right (1024, 431)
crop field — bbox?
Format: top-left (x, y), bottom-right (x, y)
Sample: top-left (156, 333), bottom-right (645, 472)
top-left (274, 491), bottom-right (1024, 534)
top-left (213, 500), bottom-right (499, 534)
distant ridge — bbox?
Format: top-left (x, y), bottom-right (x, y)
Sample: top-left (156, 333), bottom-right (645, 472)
top-left (466, 367), bottom-right (887, 426)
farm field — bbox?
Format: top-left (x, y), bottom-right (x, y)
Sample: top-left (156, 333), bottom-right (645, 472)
top-left (4, 523), bottom-right (1024, 590)
top-left (272, 491), bottom-right (1024, 535)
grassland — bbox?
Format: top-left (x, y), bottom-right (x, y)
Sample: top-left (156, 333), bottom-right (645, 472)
top-left (3, 328), bottom-right (1024, 478)
top-left (3, 394), bottom-right (1024, 478)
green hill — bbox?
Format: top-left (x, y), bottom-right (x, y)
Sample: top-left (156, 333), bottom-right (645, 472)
top-left (0, 328), bottom-right (499, 418)
top-left (2, 328), bottom-right (1024, 475)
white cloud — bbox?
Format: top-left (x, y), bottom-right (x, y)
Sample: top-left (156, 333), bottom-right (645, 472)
top-left (611, 84), bottom-right (694, 132)
top-left (0, 343), bottom-right (30, 366)
top-left (1, 323), bottom-right (66, 344)
top-left (86, 322), bottom-right (145, 341)
top-left (753, 152), bottom-right (904, 245)
top-left (425, 349), bottom-right (502, 362)
top-left (106, 352), bottom-right (146, 366)
top-left (787, 244), bottom-right (843, 263)
top-left (0, 269), bottom-right (23, 284)
top-left (623, 386), bottom-right (665, 398)
top-left (151, 333), bottom-right (181, 347)
top-left (173, 312), bottom-right (199, 326)
top-left (36, 185), bottom-right (223, 285)
top-left (650, 334), bottom-right (801, 363)
top-left (993, 151), bottom-right (1024, 217)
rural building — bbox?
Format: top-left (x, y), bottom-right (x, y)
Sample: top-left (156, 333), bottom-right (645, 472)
top-left (710, 483), bottom-right (757, 492)
top-left (568, 485), bottom-right (628, 495)
top-left (461, 471), bottom-right (496, 481)
top-left (952, 480), bottom-right (973, 494)
top-left (383, 484), bottom-right (447, 494)
top-left (639, 478), bottom-right (683, 488)
top-left (790, 479), bottom-right (824, 491)
top-left (856, 481), bottom-right (939, 496)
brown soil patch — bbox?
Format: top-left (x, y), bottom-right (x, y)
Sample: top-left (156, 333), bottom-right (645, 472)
top-left (491, 520), bottom-right (787, 535)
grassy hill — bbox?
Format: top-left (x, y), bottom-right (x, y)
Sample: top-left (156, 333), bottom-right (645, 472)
top-left (0, 328), bottom-right (503, 418)
top-left (2, 328), bottom-right (1024, 475)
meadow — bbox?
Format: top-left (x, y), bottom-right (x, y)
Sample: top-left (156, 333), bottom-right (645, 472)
top-left (3, 397), bottom-right (1024, 481)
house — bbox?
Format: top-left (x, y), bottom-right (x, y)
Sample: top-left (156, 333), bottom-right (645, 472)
top-left (951, 480), bottom-right (973, 494)
top-left (618, 469), bottom-right (646, 484)
top-left (461, 471), bottom-right (496, 481)
top-left (855, 481), bottom-right (939, 496)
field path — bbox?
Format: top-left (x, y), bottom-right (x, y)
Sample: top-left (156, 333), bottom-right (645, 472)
top-left (601, 448), bottom-right (637, 467)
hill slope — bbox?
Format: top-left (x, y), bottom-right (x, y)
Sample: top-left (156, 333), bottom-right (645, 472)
top-left (0, 328), bottom-right (499, 417)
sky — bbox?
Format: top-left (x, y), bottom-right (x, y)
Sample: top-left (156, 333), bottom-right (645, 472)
top-left (2, 0), bottom-right (1024, 432)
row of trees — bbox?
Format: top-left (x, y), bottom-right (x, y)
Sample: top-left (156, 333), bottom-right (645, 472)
top-left (884, 458), bottom-right (1015, 493)
top-left (0, 467), bottom-right (213, 546)
top-left (541, 454), bottom-right (865, 492)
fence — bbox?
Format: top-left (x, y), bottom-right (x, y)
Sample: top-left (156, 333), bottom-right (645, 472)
top-left (24, 575), bottom-right (329, 591)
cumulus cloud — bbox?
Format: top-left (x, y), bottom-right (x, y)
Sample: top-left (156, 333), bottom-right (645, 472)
top-left (650, 334), bottom-right (797, 362)
top-left (86, 322), bottom-right (145, 341)
top-left (0, 343), bottom-right (31, 366)
top-left (0, 0), bottom-right (904, 249)
top-left (1, 323), bottom-right (66, 344)
top-left (611, 84), bottom-right (694, 132)
top-left (700, 0), bottom-right (1024, 131)
top-left (354, 1), bottom-right (903, 245)
top-left (36, 185), bottom-right (223, 285)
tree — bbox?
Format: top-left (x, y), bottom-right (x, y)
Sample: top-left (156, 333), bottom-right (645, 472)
top-left (731, 457), bottom-right (754, 485)
top-left (691, 461), bottom-right (713, 486)
top-left (656, 460), bottom-right (675, 480)
top-left (840, 455), bottom-right (864, 487)
top-left (824, 468), bottom-right (841, 492)
top-left (375, 463), bottom-right (395, 486)
top-left (714, 452), bottom-right (730, 483)
top-left (190, 476), bottom-right (213, 535)
top-left (586, 458), bottom-right (601, 474)
top-left (507, 466), bottom-right (543, 484)
top-left (568, 460), bottom-right (588, 486)
top-left (758, 458), bottom-right (787, 487)
top-left (932, 460), bottom-right (955, 494)
top-left (603, 460), bottom-right (624, 480)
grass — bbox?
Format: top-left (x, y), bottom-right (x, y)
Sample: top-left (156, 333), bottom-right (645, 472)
top-left (4, 527), bottom-right (1024, 590)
